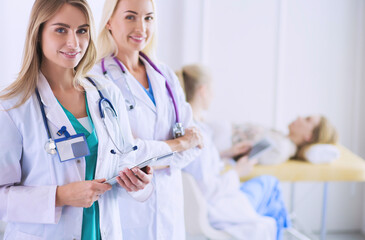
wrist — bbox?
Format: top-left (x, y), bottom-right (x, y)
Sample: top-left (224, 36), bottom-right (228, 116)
top-left (55, 186), bottom-right (66, 207)
top-left (165, 138), bottom-right (184, 152)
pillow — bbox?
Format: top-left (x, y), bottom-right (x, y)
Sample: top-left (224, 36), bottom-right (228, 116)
top-left (304, 144), bottom-right (340, 164)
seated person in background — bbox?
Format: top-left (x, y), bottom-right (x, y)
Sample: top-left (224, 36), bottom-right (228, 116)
top-left (230, 115), bottom-right (338, 165)
top-left (178, 64), bottom-right (290, 240)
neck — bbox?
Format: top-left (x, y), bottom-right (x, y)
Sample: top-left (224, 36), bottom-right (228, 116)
top-left (41, 61), bottom-right (75, 91)
top-left (116, 50), bottom-right (141, 72)
top-left (190, 100), bottom-right (204, 122)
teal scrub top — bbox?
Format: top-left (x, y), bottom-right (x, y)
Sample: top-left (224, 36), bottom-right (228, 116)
top-left (58, 94), bottom-right (101, 240)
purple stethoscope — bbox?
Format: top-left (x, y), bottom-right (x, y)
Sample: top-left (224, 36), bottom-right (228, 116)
top-left (101, 52), bottom-right (185, 138)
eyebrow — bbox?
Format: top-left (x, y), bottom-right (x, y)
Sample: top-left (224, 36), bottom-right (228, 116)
top-left (124, 10), bottom-right (154, 15)
top-left (51, 23), bottom-right (89, 28)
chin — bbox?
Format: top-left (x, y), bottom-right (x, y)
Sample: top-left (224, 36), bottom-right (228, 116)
top-left (60, 59), bottom-right (82, 69)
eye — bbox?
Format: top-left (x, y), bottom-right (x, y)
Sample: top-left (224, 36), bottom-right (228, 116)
top-left (55, 28), bottom-right (67, 33)
top-left (126, 15), bottom-right (135, 20)
top-left (77, 28), bottom-right (88, 34)
top-left (145, 16), bottom-right (154, 21)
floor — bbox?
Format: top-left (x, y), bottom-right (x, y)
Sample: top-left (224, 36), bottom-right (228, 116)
top-left (187, 231), bottom-right (365, 240)
top-left (283, 231), bottom-right (365, 240)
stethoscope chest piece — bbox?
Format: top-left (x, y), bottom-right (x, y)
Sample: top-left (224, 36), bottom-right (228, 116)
top-left (45, 139), bottom-right (57, 155)
top-left (173, 122), bottom-right (185, 139)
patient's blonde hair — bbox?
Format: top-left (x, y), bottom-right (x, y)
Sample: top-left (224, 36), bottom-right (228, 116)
top-left (176, 64), bottom-right (212, 103)
top-left (97, 0), bottom-right (158, 61)
top-left (0, 0), bottom-right (97, 108)
top-left (296, 116), bottom-right (338, 159)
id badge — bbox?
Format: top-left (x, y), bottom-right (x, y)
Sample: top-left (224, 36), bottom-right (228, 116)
top-left (54, 133), bottom-right (90, 162)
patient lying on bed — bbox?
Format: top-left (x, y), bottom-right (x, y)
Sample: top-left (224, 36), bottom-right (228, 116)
top-left (178, 64), bottom-right (290, 240)
top-left (229, 114), bottom-right (339, 165)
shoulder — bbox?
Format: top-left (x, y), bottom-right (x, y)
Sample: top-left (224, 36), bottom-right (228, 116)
top-left (155, 61), bottom-right (176, 81)
top-left (0, 92), bottom-right (34, 115)
top-left (83, 74), bottom-right (122, 102)
top-left (88, 59), bottom-right (104, 77)
top-left (154, 61), bottom-right (184, 93)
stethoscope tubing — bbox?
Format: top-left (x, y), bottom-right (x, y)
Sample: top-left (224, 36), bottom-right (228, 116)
top-left (36, 77), bottom-right (133, 155)
top-left (101, 52), bottom-right (180, 123)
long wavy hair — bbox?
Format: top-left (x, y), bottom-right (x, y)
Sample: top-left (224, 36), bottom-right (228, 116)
top-left (0, 0), bottom-right (97, 108)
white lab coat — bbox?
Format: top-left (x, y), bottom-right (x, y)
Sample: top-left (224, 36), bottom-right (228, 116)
top-left (90, 56), bottom-right (199, 240)
top-left (0, 73), bottom-right (152, 240)
top-left (184, 121), bottom-right (277, 240)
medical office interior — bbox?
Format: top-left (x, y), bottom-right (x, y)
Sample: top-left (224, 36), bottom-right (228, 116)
top-left (1, 0), bottom-right (365, 239)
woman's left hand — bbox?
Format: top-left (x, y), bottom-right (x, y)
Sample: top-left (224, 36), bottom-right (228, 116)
top-left (116, 166), bottom-right (153, 192)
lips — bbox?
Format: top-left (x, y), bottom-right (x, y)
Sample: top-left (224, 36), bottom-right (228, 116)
top-left (59, 51), bottom-right (81, 58)
top-left (129, 36), bottom-right (146, 42)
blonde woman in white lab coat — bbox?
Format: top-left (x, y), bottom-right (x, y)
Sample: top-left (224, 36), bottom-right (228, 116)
top-left (0, 0), bottom-right (153, 239)
top-left (179, 64), bottom-right (291, 240)
top-left (91, 0), bottom-right (203, 239)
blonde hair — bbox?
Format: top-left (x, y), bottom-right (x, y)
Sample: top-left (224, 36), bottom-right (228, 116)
top-left (97, 0), bottom-right (158, 62)
top-left (296, 116), bottom-right (339, 159)
top-left (0, 0), bottom-right (97, 108)
top-left (176, 64), bottom-right (212, 103)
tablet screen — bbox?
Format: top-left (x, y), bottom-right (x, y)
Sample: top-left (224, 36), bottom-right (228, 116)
top-left (248, 138), bottom-right (273, 159)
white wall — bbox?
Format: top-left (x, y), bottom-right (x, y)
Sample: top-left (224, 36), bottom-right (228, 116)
top-left (176, 0), bottom-right (365, 233)
top-left (1, 0), bottom-right (364, 235)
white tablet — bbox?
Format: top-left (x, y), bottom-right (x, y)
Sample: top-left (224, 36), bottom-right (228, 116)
top-left (105, 151), bottom-right (176, 185)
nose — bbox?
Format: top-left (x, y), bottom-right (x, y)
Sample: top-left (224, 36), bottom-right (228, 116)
top-left (67, 31), bottom-right (79, 49)
top-left (135, 18), bottom-right (146, 32)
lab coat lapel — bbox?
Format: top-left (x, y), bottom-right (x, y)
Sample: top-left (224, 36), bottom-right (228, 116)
top-left (141, 58), bottom-right (173, 139)
top-left (113, 58), bottom-right (157, 114)
top-left (140, 57), bottom-right (169, 118)
top-left (82, 79), bottom-right (106, 177)
top-left (37, 72), bottom-right (82, 181)
top-left (37, 72), bottom-right (77, 137)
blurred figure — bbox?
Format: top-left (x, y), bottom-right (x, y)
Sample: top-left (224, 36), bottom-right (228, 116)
top-left (179, 64), bottom-right (290, 240)
top-left (231, 114), bottom-right (338, 165)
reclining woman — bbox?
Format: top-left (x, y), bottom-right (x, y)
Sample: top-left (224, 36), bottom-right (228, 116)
top-left (179, 64), bottom-right (290, 240)
top-left (230, 114), bottom-right (338, 165)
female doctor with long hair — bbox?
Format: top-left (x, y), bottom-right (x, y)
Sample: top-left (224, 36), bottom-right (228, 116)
top-left (0, 0), bottom-right (153, 239)
top-left (91, 0), bottom-right (203, 239)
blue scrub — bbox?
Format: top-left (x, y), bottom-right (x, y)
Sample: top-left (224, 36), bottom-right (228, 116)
top-left (137, 74), bottom-right (156, 105)
top-left (240, 176), bottom-right (291, 240)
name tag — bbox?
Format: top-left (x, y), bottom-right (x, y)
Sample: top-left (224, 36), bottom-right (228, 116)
top-left (54, 134), bottom-right (90, 162)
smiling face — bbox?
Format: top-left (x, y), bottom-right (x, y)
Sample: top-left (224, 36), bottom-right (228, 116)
top-left (41, 3), bottom-right (89, 70)
top-left (107, 0), bottom-right (155, 54)
top-left (289, 115), bottom-right (321, 144)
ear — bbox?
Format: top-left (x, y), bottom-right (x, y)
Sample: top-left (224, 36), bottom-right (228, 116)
top-left (106, 21), bottom-right (112, 31)
top-left (199, 84), bottom-right (209, 96)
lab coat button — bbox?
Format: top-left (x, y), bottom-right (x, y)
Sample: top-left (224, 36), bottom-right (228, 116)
top-left (76, 159), bottom-right (81, 164)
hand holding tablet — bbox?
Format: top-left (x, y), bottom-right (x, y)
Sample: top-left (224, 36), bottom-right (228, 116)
top-left (105, 152), bottom-right (176, 185)
top-left (233, 138), bottom-right (273, 161)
